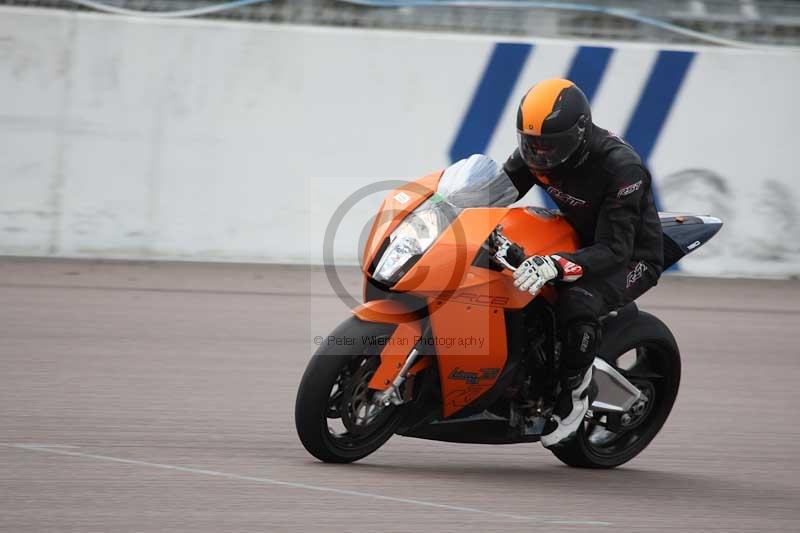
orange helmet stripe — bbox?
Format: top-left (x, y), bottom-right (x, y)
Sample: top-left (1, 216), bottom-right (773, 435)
top-left (518, 78), bottom-right (575, 135)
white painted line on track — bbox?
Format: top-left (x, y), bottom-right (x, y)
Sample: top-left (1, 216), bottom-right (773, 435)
top-left (4, 443), bottom-right (610, 527)
top-left (5, 443), bottom-right (80, 448)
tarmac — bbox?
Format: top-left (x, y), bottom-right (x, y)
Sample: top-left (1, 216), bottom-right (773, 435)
top-left (1, 257), bottom-right (799, 532)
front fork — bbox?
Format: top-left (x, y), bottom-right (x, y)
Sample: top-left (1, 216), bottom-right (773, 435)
top-left (372, 346), bottom-right (422, 407)
top-left (352, 300), bottom-right (432, 407)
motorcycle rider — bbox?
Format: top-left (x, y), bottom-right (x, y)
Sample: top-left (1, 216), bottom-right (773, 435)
top-left (502, 78), bottom-right (664, 447)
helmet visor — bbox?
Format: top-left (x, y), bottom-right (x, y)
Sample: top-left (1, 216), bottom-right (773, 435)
top-left (518, 120), bottom-right (585, 170)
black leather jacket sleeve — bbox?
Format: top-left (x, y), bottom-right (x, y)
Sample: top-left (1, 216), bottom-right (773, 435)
top-left (502, 149), bottom-right (536, 201)
top-left (559, 165), bottom-right (649, 276)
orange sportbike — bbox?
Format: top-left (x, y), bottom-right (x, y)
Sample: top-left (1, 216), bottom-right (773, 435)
top-left (295, 166), bottom-right (722, 468)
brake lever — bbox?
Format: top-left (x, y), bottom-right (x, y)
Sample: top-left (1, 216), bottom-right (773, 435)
top-left (491, 227), bottom-right (520, 273)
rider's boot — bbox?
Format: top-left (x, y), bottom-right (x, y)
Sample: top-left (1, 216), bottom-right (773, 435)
top-left (541, 364), bottom-right (594, 448)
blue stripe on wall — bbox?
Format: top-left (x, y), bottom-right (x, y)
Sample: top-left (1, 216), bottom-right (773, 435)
top-left (539, 45), bottom-right (615, 208)
top-left (448, 42), bottom-right (533, 162)
top-left (623, 50), bottom-right (695, 210)
top-left (624, 50), bottom-right (695, 271)
top-left (566, 46), bottom-right (614, 102)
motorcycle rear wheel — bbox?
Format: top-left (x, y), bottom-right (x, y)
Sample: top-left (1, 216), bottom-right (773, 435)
top-left (295, 317), bottom-right (405, 463)
top-left (551, 314), bottom-right (681, 468)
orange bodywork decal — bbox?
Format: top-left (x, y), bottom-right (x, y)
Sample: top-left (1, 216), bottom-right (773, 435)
top-left (428, 297), bottom-right (508, 418)
top-left (519, 78), bottom-right (574, 135)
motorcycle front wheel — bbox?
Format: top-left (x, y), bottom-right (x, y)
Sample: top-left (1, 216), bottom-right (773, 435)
top-left (551, 312), bottom-right (681, 469)
top-left (295, 316), bottom-right (405, 463)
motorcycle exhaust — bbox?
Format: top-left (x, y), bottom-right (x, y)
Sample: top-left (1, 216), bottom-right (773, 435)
top-left (591, 358), bottom-right (642, 413)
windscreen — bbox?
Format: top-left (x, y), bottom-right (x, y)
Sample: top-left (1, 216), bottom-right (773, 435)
top-left (436, 154), bottom-right (518, 208)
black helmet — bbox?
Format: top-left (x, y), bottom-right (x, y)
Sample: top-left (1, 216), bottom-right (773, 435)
top-left (516, 78), bottom-right (591, 171)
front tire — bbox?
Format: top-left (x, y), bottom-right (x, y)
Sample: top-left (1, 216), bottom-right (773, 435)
top-left (295, 316), bottom-right (405, 463)
top-left (551, 313), bottom-right (681, 468)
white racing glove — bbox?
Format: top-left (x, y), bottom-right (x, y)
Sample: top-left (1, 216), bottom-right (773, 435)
top-left (513, 255), bottom-right (559, 296)
top-left (513, 255), bottom-right (584, 296)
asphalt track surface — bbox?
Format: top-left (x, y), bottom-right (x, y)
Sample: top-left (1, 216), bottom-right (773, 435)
top-left (1, 257), bottom-right (799, 532)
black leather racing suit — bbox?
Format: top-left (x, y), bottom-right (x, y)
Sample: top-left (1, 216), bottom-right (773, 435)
top-left (503, 126), bottom-right (664, 373)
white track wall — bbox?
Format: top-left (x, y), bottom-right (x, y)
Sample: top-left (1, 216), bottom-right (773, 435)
top-left (1, 7), bottom-right (799, 277)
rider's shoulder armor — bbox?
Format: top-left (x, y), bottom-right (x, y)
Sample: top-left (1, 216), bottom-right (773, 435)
top-left (589, 128), bottom-right (648, 181)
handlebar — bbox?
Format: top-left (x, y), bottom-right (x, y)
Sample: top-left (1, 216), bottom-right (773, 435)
top-left (491, 227), bottom-right (526, 273)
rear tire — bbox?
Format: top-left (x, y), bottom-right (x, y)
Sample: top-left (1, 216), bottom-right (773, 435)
top-left (551, 313), bottom-right (681, 468)
top-left (295, 316), bottom-right (405, 463)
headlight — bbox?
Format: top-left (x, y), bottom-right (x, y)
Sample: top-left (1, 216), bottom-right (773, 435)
top-left (373, 199), bottom-right (455, 285)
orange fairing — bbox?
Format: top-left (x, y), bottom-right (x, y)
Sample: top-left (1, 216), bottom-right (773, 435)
top-left (361, 171), bottom-right (443, 275)
top-left (394, 206), bottom-right (579, 308)
top-left (354, 300), bottom-right (431, 389)
top-left (366, 321), bottom-right (432, 390)
top-left (428, 297), bottom-right (508, 417)
top-left (500, 207), bottom-right (579, 260)
top-left (404, 208), bottom-right (577, 417)
top-left (392, 207), bottom-right (507, 293)
top-left (355, 172), bottom-right (580, 417)
top-left (353, 300), bottom-right (421, 325)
